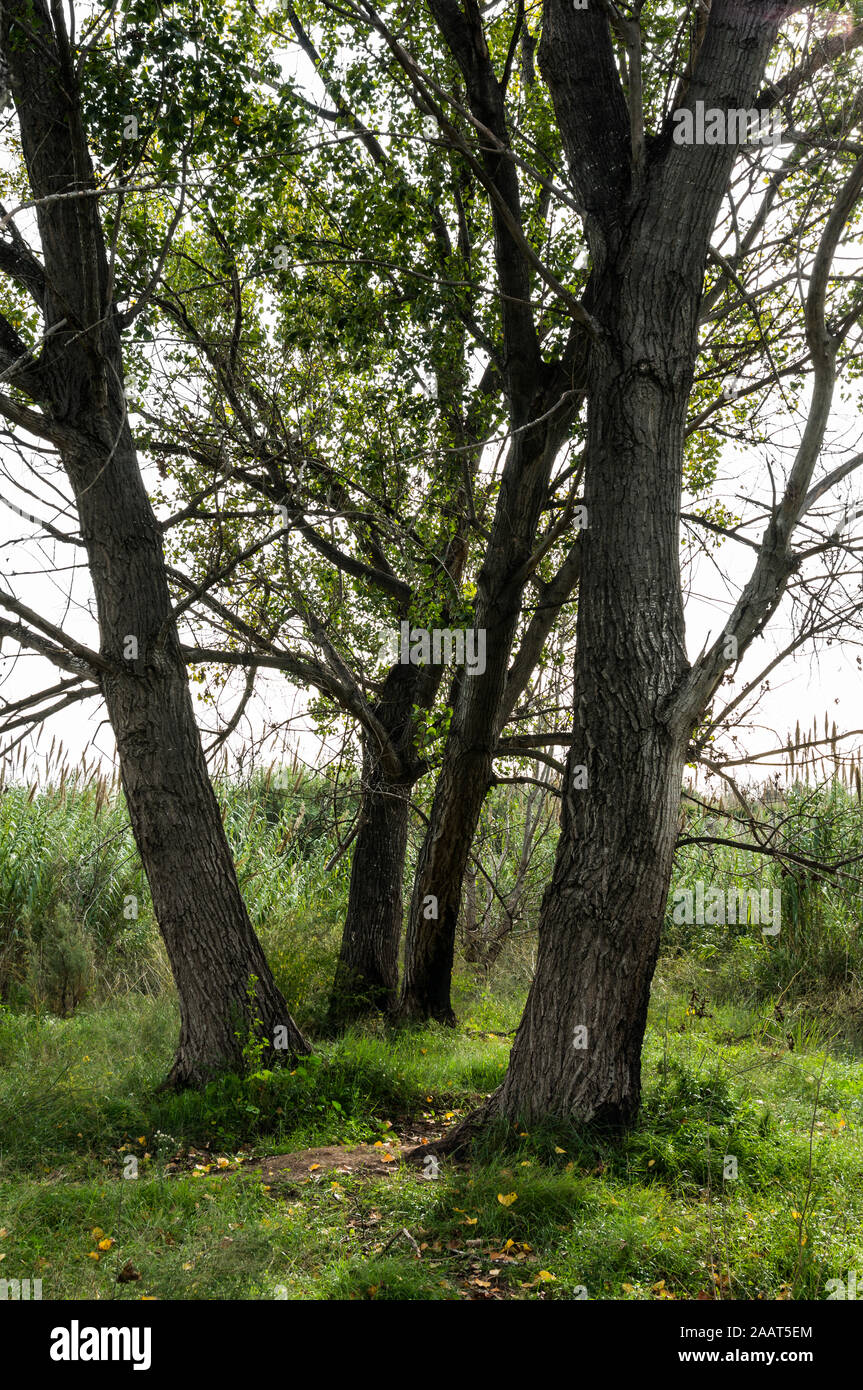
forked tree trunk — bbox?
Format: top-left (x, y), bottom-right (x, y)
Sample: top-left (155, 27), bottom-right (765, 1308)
top-left (3, 0), bottom-right (308, 1087)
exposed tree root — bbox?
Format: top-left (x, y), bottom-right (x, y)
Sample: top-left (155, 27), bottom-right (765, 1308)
top-left (403, 1091), bottom-right (502, 1164)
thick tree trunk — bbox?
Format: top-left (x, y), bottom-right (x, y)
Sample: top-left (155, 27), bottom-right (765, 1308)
top-left (3, 0), bottom-right (308, 1086)
top-left (327, 749), bottom-right (410, 1025)
top-left (81, 432), bottom-right (310, 1087)
top-left (423, 201), bottom-right (731, 1142)
top-left (496, 295), bottom-right (693, 1119)
top-left (67, 430), bottom-right (310, 1088)
top-left (495, 741), bottom-right (687, 1126)
top-left (398, 0), bottom-right (788, 1137)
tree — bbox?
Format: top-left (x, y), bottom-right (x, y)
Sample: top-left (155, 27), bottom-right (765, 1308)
top-left (95, 2), bottom-right (584, 1027)
top-left (0, 0), bottom-right (308, 1084)
top-left (407, 0), bottom-right (863, 1137)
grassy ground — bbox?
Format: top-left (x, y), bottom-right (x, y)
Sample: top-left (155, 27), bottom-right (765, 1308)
top-left (1, 775), bottom-right (861, 1299)
top-left (1, 973), bottom-right (861, 1301)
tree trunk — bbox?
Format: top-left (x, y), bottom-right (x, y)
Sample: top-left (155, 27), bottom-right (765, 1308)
top-left (495, 740), bottom-right (687, 1126)
top-left (327, 748), bottom-right (410, 1025)
top-left (426, 289), bottom-right (694, 1130)
top-left (67, 418), bottom-right (310, 1092)
top-left (426, 187), bottom-right (746, 1140)
top-left (87, 457), bottom-right (310, 1086)
top-left (2, 0), bottom-right (308, 1087)
top-left (397, 408), bottom-right (576, 1023)
top-left (327, 662), bottom-right (421, 1025)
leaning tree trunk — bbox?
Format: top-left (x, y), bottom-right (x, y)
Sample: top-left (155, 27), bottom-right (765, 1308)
top-left (86, 442), bottom-right (310, 1087)
top-left (3, 0), bottom-right (308, 1086)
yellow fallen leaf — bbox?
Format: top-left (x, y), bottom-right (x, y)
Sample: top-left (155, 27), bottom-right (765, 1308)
top-left (622, 1282), bottom-right (636, 1293)
top-left (98, 1238), bottom-right (114, 1251)
top-left (497, 1192), bottom-right (518, 1207)
top-left (87, 1252), bottom-right (100, 1261)
top-left (537, 1270), bottom-right (556, 1282)
top-left (91, 1227), bottom-right (104, 1240)
top-left (217, 1157), bottom-right (230, 1168)
top-left (554, 1147), bottom-right (566, 1155)
top-left (464, 1216), bottom-right (478, 1226)
top-left (309, 1164), bottom-right (320, 1171)
top-left (380, 1152), bottom-right (395, 1163)
top-left (182, 1262), bottom-right (193, 1271)
top-left (647, 1159), bottom-right (655, 1167)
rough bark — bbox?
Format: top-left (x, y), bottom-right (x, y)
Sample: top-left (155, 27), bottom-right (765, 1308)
top-left (1, 0), bottom-right (308, 1086)
top-left (477, 0), bottom-right (795, 1129)
top-left (487, 272), bottom-right (695, 1126)
top-left (327, 733), bottom-right (411, 1026)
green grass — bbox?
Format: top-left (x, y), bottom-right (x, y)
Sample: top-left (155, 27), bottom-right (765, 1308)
top-left (1, 982), bottom-right (861, 1301)
top-left (1, 773), bottom-right (862, 1299)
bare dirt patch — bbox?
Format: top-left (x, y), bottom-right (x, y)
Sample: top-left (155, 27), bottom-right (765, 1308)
top-left (258, 1143), bottom-right (401, 1180)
